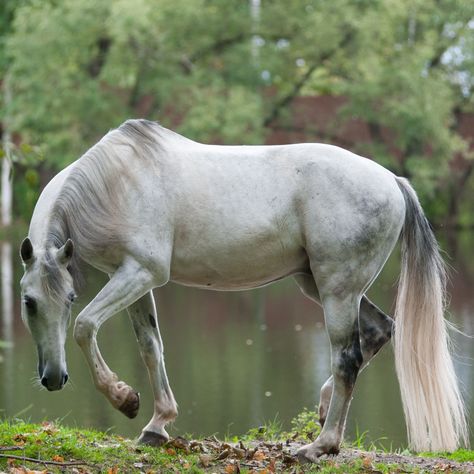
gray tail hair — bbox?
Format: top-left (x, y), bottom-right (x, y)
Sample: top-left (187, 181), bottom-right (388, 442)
top-left (394, 177), bottom-right (468, 452)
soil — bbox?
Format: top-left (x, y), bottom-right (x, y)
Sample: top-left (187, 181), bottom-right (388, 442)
top-left (167, 436), bottom-right (474, 473)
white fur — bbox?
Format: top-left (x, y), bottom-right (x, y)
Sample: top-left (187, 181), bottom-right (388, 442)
top-left (20, 120), bottom-right (468, 455)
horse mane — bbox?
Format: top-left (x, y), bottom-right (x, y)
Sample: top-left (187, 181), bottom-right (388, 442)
top-left (42, 119), bottom-right (165, 299)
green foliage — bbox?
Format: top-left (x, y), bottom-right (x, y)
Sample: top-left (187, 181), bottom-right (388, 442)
top-left (242, 415), bottom-right (284, 442)
top-left (2, 0), bottom-right (474, 224)
top-left (286, 407), bottom-right (321, 441)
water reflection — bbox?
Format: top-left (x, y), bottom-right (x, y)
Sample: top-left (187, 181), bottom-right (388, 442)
top-left (0, 232), bottom-right (472, 448)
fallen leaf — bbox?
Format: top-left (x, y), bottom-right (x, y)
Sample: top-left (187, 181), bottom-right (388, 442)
top-left (13, 434), bottom-right (27, 445)
top-left (216, 448), bottom-right (230, 460)
top-left (40, 421), bottom-right (58, 435)
top-left (199, 454), bottom-right (212, 467)
top-left (282, 454), bottom-right (296, 465)
top-left (225, 464), bottom-right (237, 474)
top-left (52, 454), bottom-right (64, 462)
top-left (10, 469), bottom-right (46, 474)
top-left (169, 436), bottom-right (190, 452)
top-left (166, 448), bottom-right (176, 456)
top-left (232, 447), bottom-right (246, 459)
top-left (252, 450), bottom-right (266, 461)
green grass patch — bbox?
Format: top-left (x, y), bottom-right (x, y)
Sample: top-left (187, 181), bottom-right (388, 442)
top-left (0, 420), bottom-right (203, 473)
top-left (0, 413), bottom-right (472, 473)
top-left (421, 448), bottom-right (474, 463)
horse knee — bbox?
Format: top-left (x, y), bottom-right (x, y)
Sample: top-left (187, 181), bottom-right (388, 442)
top-left (73, 318), bottom-right (94, 345)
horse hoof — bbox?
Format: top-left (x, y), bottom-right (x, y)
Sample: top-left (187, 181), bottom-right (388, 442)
top-left (296, 444), bottom-right (340, 463)
top-left (119, 390), bottom-right (140, 418)
top-left (138, 430), bottom-right (169, 447)
top-left (296, 446), bottom-right (317, 464)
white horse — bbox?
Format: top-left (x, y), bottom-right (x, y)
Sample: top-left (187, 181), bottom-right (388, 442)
top-left (19, 120), bottom-right (467, 461)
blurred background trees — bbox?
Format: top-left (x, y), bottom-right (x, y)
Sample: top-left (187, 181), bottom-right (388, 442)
top-left (1, 0), bottom-right (473, 226)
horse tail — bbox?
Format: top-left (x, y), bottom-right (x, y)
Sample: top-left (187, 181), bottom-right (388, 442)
top-left (394, 177), bottom-right (468, 452)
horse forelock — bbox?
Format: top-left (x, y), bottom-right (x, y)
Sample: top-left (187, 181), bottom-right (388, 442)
top-left (39, 246), bottom-right (78, 305)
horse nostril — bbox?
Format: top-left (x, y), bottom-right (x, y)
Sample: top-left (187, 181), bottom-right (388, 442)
top-left (63, 373), bottom-right (69, 385)
top-left (40, 376), bottom-right (48, 388)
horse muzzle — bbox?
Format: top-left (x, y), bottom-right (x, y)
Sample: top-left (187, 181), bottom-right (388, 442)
top-left (40, 367), bottom-right (69, 391)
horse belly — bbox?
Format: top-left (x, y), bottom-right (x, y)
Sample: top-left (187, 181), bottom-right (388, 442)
top-left (169, 228), bottom-right (308, 290)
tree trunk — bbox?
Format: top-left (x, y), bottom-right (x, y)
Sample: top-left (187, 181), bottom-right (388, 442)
top-left (2, 74), bottom-right (12, 228)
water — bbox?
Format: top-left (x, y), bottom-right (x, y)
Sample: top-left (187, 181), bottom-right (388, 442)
top-left (1, 231), bottom-right (473, 448)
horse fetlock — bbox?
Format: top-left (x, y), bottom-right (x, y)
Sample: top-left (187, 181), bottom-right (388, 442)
top-left (106, 381), bottom-right (140, 418)
top-left (117, 388), bottom-right (140, 419)
top-left (155, 399), bottom-right (178, 422)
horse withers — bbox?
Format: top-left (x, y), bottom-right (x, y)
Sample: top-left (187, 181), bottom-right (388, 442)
top-left (19, 120), bottom-right (468, 461)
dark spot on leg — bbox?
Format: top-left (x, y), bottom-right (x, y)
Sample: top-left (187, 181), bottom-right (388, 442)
top-left (337, 324), bottom-right (363, 387)
top-left (149, 313), bottom-right (157, 328)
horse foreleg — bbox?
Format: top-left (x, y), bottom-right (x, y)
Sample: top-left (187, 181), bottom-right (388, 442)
top-left (73, 259), bottom-right (155, 418)
top-left (127, 291), bottom-right (178, 446)
top-left (294, 275), bottom-right (393, 428)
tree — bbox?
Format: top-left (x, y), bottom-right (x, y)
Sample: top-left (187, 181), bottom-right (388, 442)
top-left (3, 0), bottom-right (474, 225)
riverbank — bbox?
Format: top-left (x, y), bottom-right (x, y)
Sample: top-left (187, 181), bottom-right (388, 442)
top-left (0, 417), bottom-right (472, 473)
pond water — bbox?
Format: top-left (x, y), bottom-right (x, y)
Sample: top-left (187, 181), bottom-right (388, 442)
top-left (0, 231), bottom-right (473, 448)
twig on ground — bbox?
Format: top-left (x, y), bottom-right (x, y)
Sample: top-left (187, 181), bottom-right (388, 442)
top-left (0, 453), bottom-right (92, 467)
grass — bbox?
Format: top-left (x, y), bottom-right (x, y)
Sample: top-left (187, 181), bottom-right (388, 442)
top-left (421, 449), bottom-right (474, 463)
top-left (0, 412), bottom-right (472, 473)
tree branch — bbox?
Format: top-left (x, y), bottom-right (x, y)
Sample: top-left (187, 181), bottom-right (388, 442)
top-left (427, 22), bottom-right (470, 70)
top-left (179, 33), bottom-right (247, 74)
top-left (0, 453), bottom-right (92, 467)
top-left (87, 37), bottom-right (111, 78)
top-left (263, 31), bottom-right (354, 127)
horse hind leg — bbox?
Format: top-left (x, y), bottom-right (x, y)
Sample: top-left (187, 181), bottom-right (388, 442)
top-left (127, 291), bottom-right (178, 447)
top-left (318, 297), bottom-right (392, 427)
top-left (297, 291), bottom-right (363, 461)
top-left (294, 275), bottom-right (393, 428)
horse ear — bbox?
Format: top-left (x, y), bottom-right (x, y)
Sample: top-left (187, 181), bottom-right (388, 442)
top-left (57, 239), bottom-right (74, 265)
top-left (20, 237), bottom-right (34, 264)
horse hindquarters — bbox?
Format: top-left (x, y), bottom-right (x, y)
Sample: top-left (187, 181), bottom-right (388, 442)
top-left (297, 179), bottom-right (404, 462)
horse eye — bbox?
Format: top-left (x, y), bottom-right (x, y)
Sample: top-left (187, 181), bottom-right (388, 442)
top-left (67, 292), bottom-right (76, 304)
top-left (23, 296), bottom-right (37, 314)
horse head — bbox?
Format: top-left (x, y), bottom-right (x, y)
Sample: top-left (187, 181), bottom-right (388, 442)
top-left (19, 237), bottom-right (76, 391)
